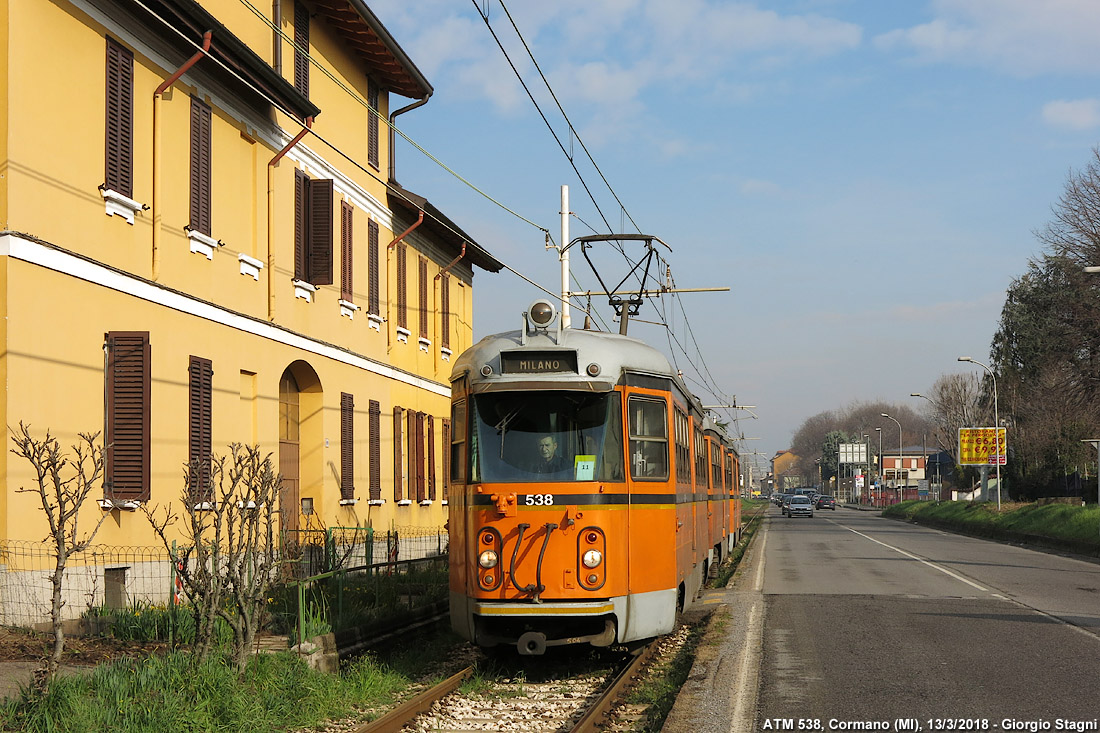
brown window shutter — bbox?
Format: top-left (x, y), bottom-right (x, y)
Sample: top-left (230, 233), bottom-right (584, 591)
top-left (368, 399), bottom-right (381, 501)
top-left (105, 331), bottom-right (150, 501)
top-left (105, 37), bottom-right (134, 198)
top-left (294, 168), bottom-right (308, 280)
top-left (189, 96), bottom-right (212, 237)
top-left (368, 220), bottom-right (380, 315)
top-left (340, 392), bottom-right (354, 500)
top-left (441, 418), bottom-right (450, 502)
top-left (415, 412), bottom-right (426, 502)
top-left (408, 409), bottom-right (418, 502)
top-left (393, 406), bottom-right (403, 502)
top-left (427, 415), bottom-right (436, 502)
top-left (308, 178), bottom-right (333, 285)
top-left (396, 242), bottom-right (407, 329)
top-left (294, 1), bottom-right (309, 97)
top-left (340, 201), bottom-right (353, 302)
top-left (440, 274), bottom-right (450, 350)
top-left (188, 356), bottom-right (213, 502)
top-left (418, 257), bottom-right (428, 338)
top-left (367, 79), bottom-right (379, 169)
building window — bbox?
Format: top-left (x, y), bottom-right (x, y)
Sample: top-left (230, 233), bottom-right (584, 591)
top-left (427, 415), bottom-right (436, 502)
top-left (340, 201), bottom-right (354, 302)
top-left (340, 392), bottom-right (354, 500)
top-left (188, 356), bottom-right (213, 502)
top-left (368, 400), bottom-right (381, 501)
top-left (294, 169), bottom-right (333, 286)
top-left (367, 78), bottom-right (379, 170)
top-left (105, 37), bottom-right (133, 198)
top-left (440, 274), bottom-right (450, 350)
top-left (418, 256), bottom-right (429, 339)
top-left (105, 331), bottom-right (150, 502)
top-left (189, 97), bottom-right (212, 237)
top-left (393, 405), bottom-right (404, 502)
top-left (368, 220), bottom-right (380, 315)
top-left (294, 0), bottom-right (309, 97)
top-left (396, 242), bottom-right (407, 330)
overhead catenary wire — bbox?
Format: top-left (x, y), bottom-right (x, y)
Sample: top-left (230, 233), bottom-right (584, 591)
top-left (134, 0), bottom-right (598, 318)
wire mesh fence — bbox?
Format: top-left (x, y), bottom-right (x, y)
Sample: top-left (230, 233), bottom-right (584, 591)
top-left (0, 526), bottom-right (448, 633)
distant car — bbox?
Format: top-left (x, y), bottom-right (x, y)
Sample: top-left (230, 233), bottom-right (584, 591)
top-left (780, 495), bottom-right (795, 514)
top-left (815, 495), bottom-right (836, 510)
top-left (786, 495), bottom-right (814, 518)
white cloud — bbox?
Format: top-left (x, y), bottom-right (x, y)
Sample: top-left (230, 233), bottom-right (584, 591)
top-left (1042, 99), bottom-right (1100, 131)
top-left (874, 0), bottom-right (1100, 76)
top-left (739, 179), bottom-right (782, 196)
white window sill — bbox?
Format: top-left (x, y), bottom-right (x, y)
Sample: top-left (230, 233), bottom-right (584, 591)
top-left (441, 346), bottom-right (453, 362)
top-left (192, 501), bottom-right (216, 511)
top-left (418, 336), bottom-right (431, 353)
top-left (98, 498), bottom-right (141, 511)
top-left (418, 499), bottom-right (433, 506)
top-left (187, 229), bottom-right (221, 260)
top-left (397, 499), bottom-right (412, 506)
top-left (239, 253), bottom-right (264, 281)
top-left (339, 299), bottom-right (360, 319)
top-left (368, 498), bottom-right (386, 506)
top-left (101, 188), bottom-right (145, 225)
top-left (396, 326), bottom-right (410, 344)
top-left (236, 500), bottom-right (262, 509)
top-left (442, 500), bottom-right (449, 506)
top-left (293, 279), bottom-right (318, 302)
top-left (367, 313), bottom-right (383, 332)
top-left (339, 498), bottom-right (358, 506)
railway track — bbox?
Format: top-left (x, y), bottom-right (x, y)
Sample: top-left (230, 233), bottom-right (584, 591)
top-left (352, 639), bottom-right (660, 733)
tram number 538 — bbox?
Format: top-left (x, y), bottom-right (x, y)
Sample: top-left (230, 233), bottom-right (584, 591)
top-left (524, 494), bottom-right (555, 506)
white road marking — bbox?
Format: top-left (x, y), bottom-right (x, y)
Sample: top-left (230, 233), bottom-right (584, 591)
top-left (830, 520), bottom-right (988, 592)
top-left (729, 599), bottom-right (761, 732)
top-left (754, 530), bottom-right (768, 592)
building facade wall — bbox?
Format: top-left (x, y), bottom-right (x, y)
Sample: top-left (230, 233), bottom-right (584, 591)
top-left (0, 1), bottom-right (481, 558)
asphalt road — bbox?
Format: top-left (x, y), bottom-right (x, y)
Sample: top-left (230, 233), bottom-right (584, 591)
top-left (756, 505), bottom-right (1100, 730)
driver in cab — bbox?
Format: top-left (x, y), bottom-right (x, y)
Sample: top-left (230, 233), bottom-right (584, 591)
top-left (534, 435), bottom-right (567, 475)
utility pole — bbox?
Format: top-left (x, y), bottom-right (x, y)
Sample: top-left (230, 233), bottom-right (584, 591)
top-left (560, 185), bottom-right (570, 329)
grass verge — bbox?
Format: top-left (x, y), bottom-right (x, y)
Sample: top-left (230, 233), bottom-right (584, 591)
top-left (881, 500), bottom-right (1100, 555)
top-left (625, 622), bottom-right (706, 732)
top-left (0, 630), bottom-right (464, 733)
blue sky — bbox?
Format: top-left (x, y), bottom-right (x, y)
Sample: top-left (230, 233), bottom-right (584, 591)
top-left (368, 0), bottom-right (1100, 473)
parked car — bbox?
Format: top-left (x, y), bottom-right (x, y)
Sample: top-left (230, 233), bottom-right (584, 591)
top-left (786, 495), bottom-right (814, 518)
top-left (815, 495), bottom-right (837, 510)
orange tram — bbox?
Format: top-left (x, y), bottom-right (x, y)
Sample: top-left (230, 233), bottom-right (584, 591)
top-left (447, 299), bottom-right (741, 655)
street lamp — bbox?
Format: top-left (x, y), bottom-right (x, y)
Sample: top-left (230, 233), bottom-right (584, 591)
top-left (911, 393), bottom-right (939, 500)
top-left (882, 413), bottom-right (903, 504)
top-left (875, 427), bottom-right (882, 506)
top-left (959, 356), bottom-right (1001, 510)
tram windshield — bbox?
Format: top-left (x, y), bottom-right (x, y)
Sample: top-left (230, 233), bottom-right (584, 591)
top-left (469, 391), bottom-right (624, 483)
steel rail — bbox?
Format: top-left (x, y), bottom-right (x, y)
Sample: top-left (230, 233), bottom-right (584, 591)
top-left (571, 640), bottom-right (660, 733)
top-left (352, 666), bottom-right (474, 733)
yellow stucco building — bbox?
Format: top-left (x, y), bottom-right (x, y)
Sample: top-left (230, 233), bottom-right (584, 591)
top-left (0, 0), bottom-right (499, 618)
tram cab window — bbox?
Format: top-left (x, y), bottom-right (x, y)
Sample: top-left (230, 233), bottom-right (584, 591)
top-left (628, 396), bottom-right (668, 481)
top-left (469, 391), bottom-right (623, 483)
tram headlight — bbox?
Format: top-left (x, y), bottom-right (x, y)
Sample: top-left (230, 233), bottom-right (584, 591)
top-left (478, 550), bottom-right (499, 569)
top-left (582, 550), bottom-right (603, 569)
top-left (527, 299), bottom-right (556, 328)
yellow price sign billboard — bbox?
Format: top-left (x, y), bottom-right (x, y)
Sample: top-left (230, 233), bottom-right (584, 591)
top-left (958, 427), bottom-right (1007, 466)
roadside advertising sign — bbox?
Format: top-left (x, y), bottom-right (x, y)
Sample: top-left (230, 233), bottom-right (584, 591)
top-left (838, 443), bottom-right (867, 464)
top-left (958, 427), bottom-right (1007, 466)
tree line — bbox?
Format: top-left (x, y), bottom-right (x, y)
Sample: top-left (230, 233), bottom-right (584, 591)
top-left (787, 147), bottom-right (1100, 502)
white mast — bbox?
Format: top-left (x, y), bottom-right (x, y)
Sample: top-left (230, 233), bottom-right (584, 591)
top-left (560, 185), bottom-right (571, 329)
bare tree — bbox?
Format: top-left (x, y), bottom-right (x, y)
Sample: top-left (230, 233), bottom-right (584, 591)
top-left (9, 423), bottom-right (108, 688)
top-left (144, 444), bottom-right (283, 672)
top-left (928, 373), bottom-right (983, 462)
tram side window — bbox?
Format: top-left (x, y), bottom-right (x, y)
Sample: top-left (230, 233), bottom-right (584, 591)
top-left (628, 396), bottom-right (668, 481)
top-left (674, 409), bottom-right (691, 487)
top-left (450, 400), bottom-right (466, 485)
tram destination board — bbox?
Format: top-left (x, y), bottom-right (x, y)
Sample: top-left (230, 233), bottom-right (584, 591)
top-left (500, 350), bottom-right (578, 374)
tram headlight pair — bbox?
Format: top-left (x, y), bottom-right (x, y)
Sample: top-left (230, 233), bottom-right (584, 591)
top-left (582, 549), bottom-right (603, 569)
top-left (478, 550), bottom-right (499, 569)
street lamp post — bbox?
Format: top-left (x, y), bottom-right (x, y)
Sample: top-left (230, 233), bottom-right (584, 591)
top-left (882, 413), bottom-right (903, 504)
top-left (911, 392), bottom-right (940, 500)
top-left (875, 427), bottom-right (882, 506)
top-left (959, 356), bottom-right (1001, 511)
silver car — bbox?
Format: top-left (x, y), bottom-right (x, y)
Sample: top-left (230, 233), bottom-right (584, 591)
top-left (786, 495), bottom-right (814, 518)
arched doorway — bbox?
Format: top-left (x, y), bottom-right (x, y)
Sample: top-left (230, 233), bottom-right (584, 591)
top-left (279, 369), bottom-right (302, 538)
top-left (278, 361), bottom-right (323, 546)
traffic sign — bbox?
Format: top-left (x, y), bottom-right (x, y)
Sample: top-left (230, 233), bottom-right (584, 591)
top-left (958, 427), bottom-right (1007, 466)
